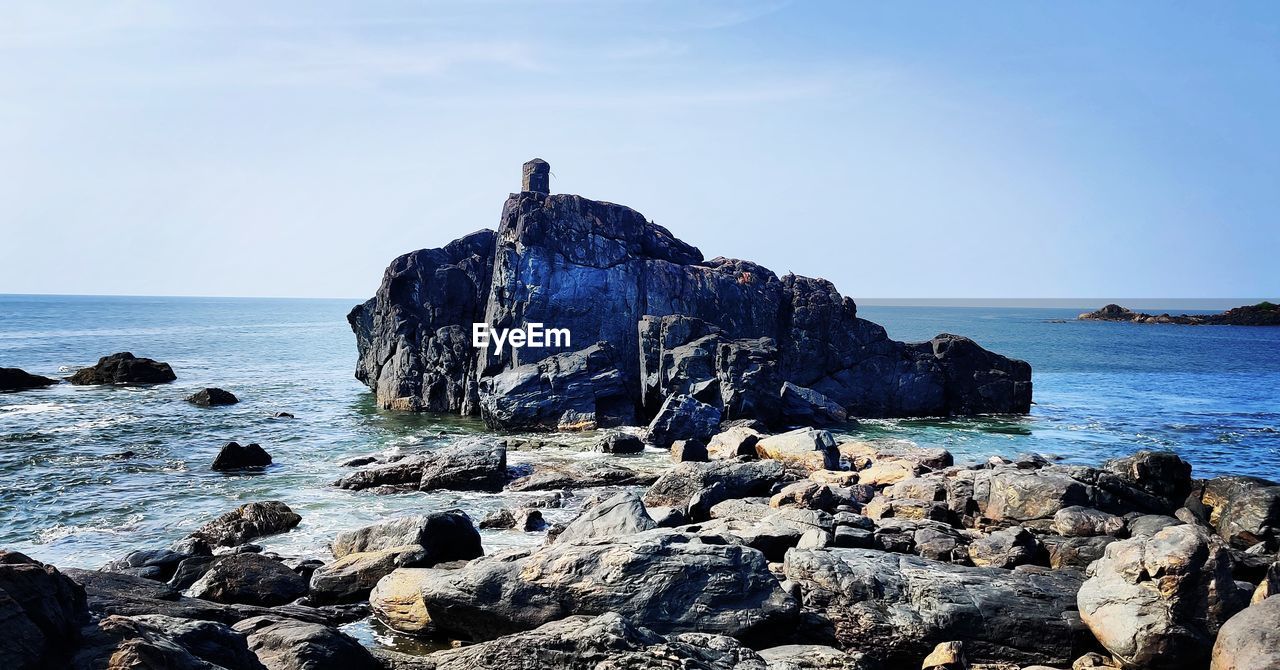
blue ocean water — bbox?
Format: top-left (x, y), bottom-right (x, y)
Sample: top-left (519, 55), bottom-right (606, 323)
top-left (1, 294), bottom-right (1277, 571)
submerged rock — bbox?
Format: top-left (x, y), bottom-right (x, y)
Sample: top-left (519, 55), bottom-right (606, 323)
top-left (67, 352), bottom-right (176, 385)
top-left (211, 442), bottom-right (273, 470)
top-left (0, 367), bottom-right (58, 391)
top-left (187, 387), bottom-right (239, 406)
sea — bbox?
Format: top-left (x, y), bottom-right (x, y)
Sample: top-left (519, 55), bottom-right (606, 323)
top-left (2, 294), bottom-right (1278, 577)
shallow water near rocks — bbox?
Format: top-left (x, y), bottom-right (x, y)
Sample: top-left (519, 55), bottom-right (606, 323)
top-left (1, 295), bottom-right (1277, 590)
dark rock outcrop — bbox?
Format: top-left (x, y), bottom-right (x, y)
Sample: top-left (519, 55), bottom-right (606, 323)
top-left (212, 442), bottom-right (273, 471)
top-left (0, 367), bottom-right (58, 391)
top-left (187, 502), bottom-right (301, 549)
top-left (188, 387), bottom-right (239, 406)
top-left (0, 550), bottom-right (88, 670)
top-left (184, 553), bottom-right (308, 606)
top-left (349, 165), bottom-right (1032, 428)
top-left (333, 441), bottom-right (507, 493)
top-left (1080, 301), bottom-right (1280, 326)
top-left (67, 352), bottom-right (176, 385)
top-left (478, 342), bottom-right (635, 431)
top-left (233, 615), bottom-right (380, 670)
top-left (330, 511), bottom-right (481, 563)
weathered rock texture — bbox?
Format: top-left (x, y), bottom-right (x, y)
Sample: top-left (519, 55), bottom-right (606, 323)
top-left (350, 165), bottom-right (1032, 429)
top-left (67, 352), bottom-right (176, 385)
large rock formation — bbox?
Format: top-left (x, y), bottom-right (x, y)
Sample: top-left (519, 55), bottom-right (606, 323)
top-left (1080, 301), bottom-right (1280, 326)
top-left (350, 161), bottom-right (1032, 430)
top-left (67, 352), bottom-right (176, 385)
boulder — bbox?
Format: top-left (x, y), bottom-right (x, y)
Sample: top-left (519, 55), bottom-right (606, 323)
top-left (232, 615), bottom-right (379, 670)
top-left (350, 181), bottom-right (1032, 421)
top-left (414, 530), bottom-right (796, 641)
top-left (333, 441), bottom-right (507, 492)
top-left (1211, 594), bottom-right (1280, 670)
top-left (479, 342), bottom-right (636, 431)
top-left (308, 546), bottom-right (427, 604)
top-left (187, 388), bottom-right (239, 406)
top-left (1102, 451), bottom-right (1192, 510)
top-left (1077, 524), bottom-right (1252, 669)
top-left (67, 352), bottom-right (176, 385)
top-left (968, 526), bottom-right (1041, 569)
top-left (779, 382), bottom-right (848, 426)
top-left (671, 438), bottom-right (709, 462)
top-left (758, 644), bottom-right (872, 670)
top-left (103, 548), bottom-right (191, 582)
top-left (1041, 535), bottom-right (1117, 570)
top-left (556, 492), bottom-right (657, 544)
top-left (839, 441), bottom-right (954, 472)
top-left (1215, 484), bottom-right (1280, 549)
top-left (644, 459), bottom-right (789, 513)
top-left (369, 568), bottom-right (434, 634)
top-left (771, 481), bottom-right (836, 511)
top-left (707, 426), bottom-right (762, 460)
top-left (425, 612), bottom-right (768, 670)
top-left (1187, 475), bottom-right (1277, 528)
top-left (592, 432), bottom-right (645, 454)
top-left (783, 548), bottom-right (1087, 666)
top-left (479, 508), bottom-right (546, 532)
top-left (0, 550), bottom-right (88, 670)
top-left (755, 428), bottom-right (840, 471)
top-left (331, 511), bottom-right (482, 563)
top-left (0, 367), bottom-right (58, 391)
top-left (646, 394), bottom-right (721, 448)
top-left (921, 641), bottom-right (966, 670)
top-left (184, 554), bottom-right (308, 606)
top-left (1125, 514), bottom-right (1182, 539)
top-left (188, 501), bottom-right (301, 548)
top-left (70, 613), bottom-right (266, 670)
top-left (211, 442), bottom-right (273, 471)
top-left (507, 460), bottom-right (655, 492)
top-left (1053, 506), bottom-right (1124, 537)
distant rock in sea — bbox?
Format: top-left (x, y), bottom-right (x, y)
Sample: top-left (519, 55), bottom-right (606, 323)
top-left (0, 367), bottom-right (58, 391)
top-left (67, 352), bottom-right (177, 385)
top-left (348, 160), bottom-right (1032, 432)
top-left (1079, 302), bottom-right (1280, 326)
top-left (187, 387), bottom-right (239, 406)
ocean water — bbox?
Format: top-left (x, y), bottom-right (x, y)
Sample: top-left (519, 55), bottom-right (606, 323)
top-left (1, 294), bottom-right (1278, 574)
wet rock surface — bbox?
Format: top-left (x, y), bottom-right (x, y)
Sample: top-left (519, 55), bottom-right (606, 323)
top-left (0, 367), bottom-right (58, 391)
top-left (67, 352), bottom-right (177, 385)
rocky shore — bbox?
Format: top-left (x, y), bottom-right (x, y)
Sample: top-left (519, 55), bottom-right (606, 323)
top-left (1079, 302), bottom-right (1280, 326)
top-left (5, 427), bottom-right (1278, 670)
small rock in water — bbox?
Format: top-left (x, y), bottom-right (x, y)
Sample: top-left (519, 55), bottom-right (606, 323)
top-left (211, 441), bottom-right (272, 470)
top-left (272, 411), bottom-right (295, 419)
top-left (338, 455), bottom-right (378, 467)
top-left (186, 387), bottom-right (239, 406)
top-left (67, 352), bottom-right (176, 385)
top-left (106, 450), bottom-right (137, 460)
top-left (0, 367), bottom-right (58, 391)
top-left (592, 431), bottom-right (644, 454)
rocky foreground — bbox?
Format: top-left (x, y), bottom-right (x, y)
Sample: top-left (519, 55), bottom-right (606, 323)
top-left (1079, 302), bottom-right (1280, 326)
top-left (348, 160), bottom-right (1032, 426)
top-left (5, 424), bottom-right (1280, 670)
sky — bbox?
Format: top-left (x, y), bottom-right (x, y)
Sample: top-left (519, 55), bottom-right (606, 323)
top-left (0, 1), bottom-right (1276, 300)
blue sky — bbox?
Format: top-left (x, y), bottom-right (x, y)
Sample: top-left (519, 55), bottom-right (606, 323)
top-left (1, 1), bottom-right (1276, 300)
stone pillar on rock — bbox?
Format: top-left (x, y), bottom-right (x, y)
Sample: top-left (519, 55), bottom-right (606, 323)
top-left (522, 158), bottom-right (550, 194)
